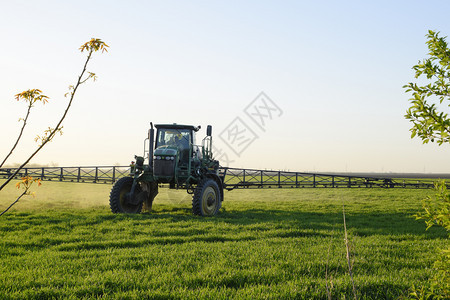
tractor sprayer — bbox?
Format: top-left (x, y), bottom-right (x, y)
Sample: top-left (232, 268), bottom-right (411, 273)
top-left (109, 122), bottom-right (223, 216)
top-left (2, 122), bottom-right (443, 212)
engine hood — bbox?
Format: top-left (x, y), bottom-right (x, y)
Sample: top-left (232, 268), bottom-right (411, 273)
top-left (154, 145), bottom-right (178, 157)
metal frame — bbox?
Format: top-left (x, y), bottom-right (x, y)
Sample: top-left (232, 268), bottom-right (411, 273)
top-left (219, 167), bottom-right (445, 190)
top-left (0, 166), bottom-right (130, 184)
top-left (1, 166), bottom-right (448, 189)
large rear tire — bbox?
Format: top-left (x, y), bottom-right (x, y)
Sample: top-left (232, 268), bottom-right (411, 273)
top-left (110, 177), bottom-right (143, 213)
top-left (192, 178), bottom-right (221, 216)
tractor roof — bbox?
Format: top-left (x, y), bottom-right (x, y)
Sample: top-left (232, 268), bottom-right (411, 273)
top-left (155, 123), bottom-right (200, 132)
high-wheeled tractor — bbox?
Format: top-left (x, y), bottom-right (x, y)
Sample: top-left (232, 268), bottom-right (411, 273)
top-left (109, 123), bottom-right (223, 216)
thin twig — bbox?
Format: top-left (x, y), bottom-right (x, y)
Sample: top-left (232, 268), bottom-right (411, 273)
top-left (0, 50), bottom-right (93, 192)
top-left (0, 191), bottom-right (26, 216)
top-left (0, 103), bottom-right (33, 168)
top-left (343, 204), bottom-right (357, 300)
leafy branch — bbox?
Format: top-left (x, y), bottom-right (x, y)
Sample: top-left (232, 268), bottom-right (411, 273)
top-left (0, 176), bottom-right (41, 216)
top-left (416, 180), bottom-right (450, 231)
top-left (410, 180), bottom-right (449, 298)
top-left (0, 90), bottom-right (49, 168)
top-left (404, 30), bottom-right (450, 145)
top-left (405, 30), bottom-right (450, 299)
top-left (0, 38), bottom-right (109, 193)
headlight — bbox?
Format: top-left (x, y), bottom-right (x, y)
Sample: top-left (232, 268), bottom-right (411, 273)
top-left (171, 157), bottom-right (175, 160)
top-left (165, 156), bottom-right (171, 160)
top-left (156, 156), bottom-right (161, 160)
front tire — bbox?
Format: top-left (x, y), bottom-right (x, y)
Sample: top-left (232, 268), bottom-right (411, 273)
top-left (110, 177), bottom-right (143, 213)
top-left (192, 178), bottom-right (221, 216)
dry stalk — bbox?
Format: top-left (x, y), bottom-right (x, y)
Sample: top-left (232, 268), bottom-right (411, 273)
top-left (325, 233), bottom-right (334, 300)
top-left (343, 204), bottom-right (358, 300)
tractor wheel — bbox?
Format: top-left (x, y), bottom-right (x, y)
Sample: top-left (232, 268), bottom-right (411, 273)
top-left (192, 178), bottom-right (221, 216)
top-left (109, 177), bottom-right (143, 213)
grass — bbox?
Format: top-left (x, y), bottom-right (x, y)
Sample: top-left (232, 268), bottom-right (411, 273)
top-left (0, 181), bottom-right (447, 299)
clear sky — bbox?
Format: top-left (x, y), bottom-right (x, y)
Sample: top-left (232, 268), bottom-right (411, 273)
top-left (1, 0), bottom-right (450, 173)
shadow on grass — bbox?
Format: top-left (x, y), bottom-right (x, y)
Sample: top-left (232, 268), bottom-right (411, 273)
top-left (105, 208), bottom-right (445, 239)
top-left (214, 208), bottom-right (447, 238)
top-left (1, 207), bottom-right (446, 241)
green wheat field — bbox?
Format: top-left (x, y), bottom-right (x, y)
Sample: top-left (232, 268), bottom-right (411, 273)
top-left (0, 181), bottom-right (447, 299)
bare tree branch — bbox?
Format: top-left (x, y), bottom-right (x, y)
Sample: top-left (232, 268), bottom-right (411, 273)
top-left (0, 191), bottom-right (26, 216)
top-left (0, 103), bottom-right (32, 168)
top-left (0, 38), bottom-right (108, 193)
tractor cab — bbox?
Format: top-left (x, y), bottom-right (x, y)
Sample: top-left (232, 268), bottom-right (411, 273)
top-left (155, 125), bottom-right (196, 164)
top-left (152, 124), bottom-right (201, 182)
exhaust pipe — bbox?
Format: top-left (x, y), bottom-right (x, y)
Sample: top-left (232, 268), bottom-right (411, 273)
top-left (149, 122), bottom-right (154, 169)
